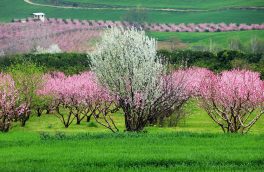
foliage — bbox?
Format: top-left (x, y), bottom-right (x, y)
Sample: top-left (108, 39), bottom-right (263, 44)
top-left (157, 49), bottom-right (264, 78)
top-left (0, 50), bottom-right (263, 77)
top-left (7, 62), bottom-right (44, 127)
top-left (0, 53), bottom-right (90, 75)
top-left (199, 69), bottom-right (264, 133)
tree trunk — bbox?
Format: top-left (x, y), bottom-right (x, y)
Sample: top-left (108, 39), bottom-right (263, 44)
top-left (21, 119), bottom-right (27, 127)
top-left (124, 110), bottom-right (145, 132)
top-left (0, 117), bottom-right (10, 132)
top-left (37, 108), bottom-right (42, 117)
top-left (76, 115), bottom-right (81, 125)
top-left (0, 125), bottom-right (10, 132)
top-left (87, 115), bottom-right (92, 122)
top-left (20, 115), bottom-right (30, 127)
top-left (120, 100), bottom-right (146, 132)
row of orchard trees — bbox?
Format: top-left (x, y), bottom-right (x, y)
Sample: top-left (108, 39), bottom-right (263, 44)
top-left (89, 27), bottom-right (264, 133)
top-left (0, 27), bottom-right (263, 133)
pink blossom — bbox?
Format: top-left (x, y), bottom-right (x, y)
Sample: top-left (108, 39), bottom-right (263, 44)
top-left (199, 69), bottom-right (264, 133)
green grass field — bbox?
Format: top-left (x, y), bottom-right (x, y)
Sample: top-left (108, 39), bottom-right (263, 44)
top-left (0, 101), bottom-right (263, 171)
top-left (1, 132), bottom-right (263, 171)
top-left (0, 0), bottom-right (264, 23)
top-left (149, 30), bottom-right (264, 50)
top-left (33, 0), bottom-right (264, 9)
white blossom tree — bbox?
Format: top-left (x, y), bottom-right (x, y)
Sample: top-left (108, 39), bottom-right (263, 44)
top-left (90, 27), bottom-right (189, 131)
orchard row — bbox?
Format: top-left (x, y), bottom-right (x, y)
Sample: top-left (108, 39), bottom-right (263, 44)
top-left (0, 66), bottom-right (263, 133)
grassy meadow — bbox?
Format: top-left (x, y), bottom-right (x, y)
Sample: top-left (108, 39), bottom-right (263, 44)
top-left (149, 30), bottom-right (264, 50)
top-left (33, 0), bottom-right (264, 9)
top-left (0, 0), bottom-right (264, 23)
top-left (0, 101), bottom-right (264, 171)
top-left (1, 132), bottom-right (263, 171)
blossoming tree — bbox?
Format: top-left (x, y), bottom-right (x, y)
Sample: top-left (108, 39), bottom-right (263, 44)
top-left (0, 74), bottom-right (27, 132)
top-left (90, 27), bottom-right (192, 131)
top-left (39, 72), bottom-right (119, 132)
top-left (8, 62), bottom-right (44, 127)
top-left (199, 70), bottom-right (264, 133)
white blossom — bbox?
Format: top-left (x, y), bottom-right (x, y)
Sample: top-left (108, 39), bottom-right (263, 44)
top-left (34, 44), bottom-right (62, 54)
top-left (90, 27), bottom-right (164, 107)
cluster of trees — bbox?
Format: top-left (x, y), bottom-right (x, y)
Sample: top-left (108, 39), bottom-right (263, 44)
top-left (1, 27), bottom-right (263, 133)
top-left (0, 53), bottom-right (90, 75)
top-left (158, 50), bottom-right (264, 78)
top-left (1, 50), bottom-right (263, 77)
top-left (1, 66), bottom-right (263, 133)
top-left (89, 27), bottom-right (264, 133)
top-left (38, 72), bottom-right (119, 132)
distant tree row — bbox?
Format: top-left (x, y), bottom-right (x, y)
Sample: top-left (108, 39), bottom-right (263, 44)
top-left (1, 49), bottom-right (263, 77)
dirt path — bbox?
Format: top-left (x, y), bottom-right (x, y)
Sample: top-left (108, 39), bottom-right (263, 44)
top-left (24, 0), bottom-right (264, 12)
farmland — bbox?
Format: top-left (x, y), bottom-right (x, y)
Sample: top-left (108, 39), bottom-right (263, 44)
top-left (1, 20), bottom-right (263, 54)
top-left (1, 0), bottom-right (263, 51)
top-left (32, 0), bottom-right (264, 9)
top-left (149, 30), bottom-right (264, 49)
top-left (0, 0), bottom-right (264, 23)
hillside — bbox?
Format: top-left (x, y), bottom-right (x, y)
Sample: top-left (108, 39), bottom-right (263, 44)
top-left (0, 0), bottom-right (263, 23)
top-left (32, 0), bottom-right (264, 9)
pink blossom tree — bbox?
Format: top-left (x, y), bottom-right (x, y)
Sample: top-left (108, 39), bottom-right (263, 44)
top-left (0, 74), bottom-right (27, 132)
top-left (8, 62), bottom-right (44, 127)
top-left (0, 74), bottom-right (17, 132)
top-left (199, 69), bottom-right (264, 133)
top-left (39, 71), bottom-right (119, 132)
top-left (149, 67), bottom-right (213, 125)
